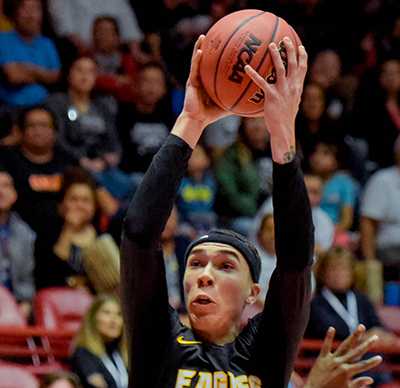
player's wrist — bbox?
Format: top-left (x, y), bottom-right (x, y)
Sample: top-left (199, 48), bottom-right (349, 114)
top-left (172, 112), bottom-right (207, 149)
top-left (270, 131), bottom-right (296, 164)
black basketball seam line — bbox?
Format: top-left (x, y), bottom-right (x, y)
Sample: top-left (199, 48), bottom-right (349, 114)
top-left (228, 15), bottom-right (280, 114)
top-left (213, 10), bottom-right (266, 109)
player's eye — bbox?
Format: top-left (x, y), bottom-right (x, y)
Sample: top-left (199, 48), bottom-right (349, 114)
top-left (190, 260), bottom-right (201, 267)
top-left (221, 262), bottom-right (234, 270)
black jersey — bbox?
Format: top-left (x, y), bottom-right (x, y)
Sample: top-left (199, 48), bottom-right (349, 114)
top-left (120, 134), bottom-right (314, 388)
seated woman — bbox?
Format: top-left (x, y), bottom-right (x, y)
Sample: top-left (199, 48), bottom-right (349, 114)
top-left (44, 56), bottom-right (133, 200)
top-left (70, 294), bottom-right (128, 388)
top-left (306, 245), bottom-right (398, 388)
top-left (34, 166), bottom-right (119, 295)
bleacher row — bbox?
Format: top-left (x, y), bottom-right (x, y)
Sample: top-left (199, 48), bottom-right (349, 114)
top-left (1, 284), bottom-right (400, 387)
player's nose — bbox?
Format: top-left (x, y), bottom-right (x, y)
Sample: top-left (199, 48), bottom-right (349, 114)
top-left (197, 264), bottom-right (215, 287)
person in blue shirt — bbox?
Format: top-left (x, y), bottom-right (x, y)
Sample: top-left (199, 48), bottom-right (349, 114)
top-left (308, 141), bottom-right (358, 237)
top-left (177, 143), bottom-right (217, 239)
top-left (0, 0), bottom-right (61, 109)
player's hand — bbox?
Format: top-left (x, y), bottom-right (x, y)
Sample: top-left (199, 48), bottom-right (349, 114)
top-left (245, 37), bottom-right (307, 164)
top-left (182, 35), bottom-right (231, 128)
top-left (303, 325), bottom-right (383, 388)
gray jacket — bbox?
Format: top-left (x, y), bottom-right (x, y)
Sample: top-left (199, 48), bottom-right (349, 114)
top-left (0, 212), bottom-right (36, 302)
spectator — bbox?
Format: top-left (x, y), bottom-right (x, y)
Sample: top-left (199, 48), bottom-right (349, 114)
top-left (117, 63), bottom-right (174, 175)
top-left (47, 0), bottom-right (147, 63)
top-left (176, 143), bottom-right (217, 239)
top-left (304, 173), bottom-right (335, 258)
top-left (307, 49), bottom-right (356, 126)
top-left (0, 165), bottom-right (35, 320)
top-left (306, 245), bottom-right (397, 388)
top-left (214, 116), bottom-right (272, 237)
top-left (33, 166), bottom-right (117, 292)
top-left (295, 81), bottom-right (347, 170)
top-left (0, 106), bottom-right (79, 237)
top-left (39, 370), bottom-right (82, 388)
top-left (246, 198), bottom-right (276, 305)
top-left (308, 141), bottom-right (358, 240)
top-left (92, 16), bottom-right (138, 104)
top-left (0, 0), bottom-right (61, 110)
top-left (70, 294), bottom-right (128, 388)
top-left (46, 56), bottom-right (122, 173)
top-left (359, 135), bottom-right (400, 282)
top-left (352, 58), bottom-right (400, 169)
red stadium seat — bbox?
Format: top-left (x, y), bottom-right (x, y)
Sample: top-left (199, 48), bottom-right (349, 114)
top-left (34, 287), bottom-right (94, 331)
top-left (0, 286), bottom-right (27, 327)
top-left (0, 364), bottom-right (39, 388)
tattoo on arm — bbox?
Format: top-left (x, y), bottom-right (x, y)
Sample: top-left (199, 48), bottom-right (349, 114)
top-left (283, 146), bottom-right (296, 163)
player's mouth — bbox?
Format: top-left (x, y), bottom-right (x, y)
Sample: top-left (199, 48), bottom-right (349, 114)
top-left (192, 295), bottom-right (216, 305)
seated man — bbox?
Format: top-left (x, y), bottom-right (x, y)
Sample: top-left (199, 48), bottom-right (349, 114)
top-left (0, 106), bottom-right (78, 237)
top-left (360, 135), bottom-right (400, 281)
top-left (0, 165), bottom-right (36, 320)
top-left (0, 0), bottom-right (61, 109)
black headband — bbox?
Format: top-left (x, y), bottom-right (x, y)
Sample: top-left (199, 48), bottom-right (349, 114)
top-left (184, 229), bottom-right (262, 283)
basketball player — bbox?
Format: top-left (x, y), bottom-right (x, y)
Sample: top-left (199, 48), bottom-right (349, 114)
top-left (120, 36), bottom-right (382, 388)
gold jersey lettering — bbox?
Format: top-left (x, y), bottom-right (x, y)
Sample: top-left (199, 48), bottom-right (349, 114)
top-left (214, 371), bottom-right (227, 388)
top-left (249, 376), bottom-right (262, 388)
top-left (195, 372), bottom-right (212, 388)
top-left (175, 370), bottom-right (262, 387)
top-left (235, 375), bottom-right (249, 388)
top-left (176, 370), bottom-right (197, 388)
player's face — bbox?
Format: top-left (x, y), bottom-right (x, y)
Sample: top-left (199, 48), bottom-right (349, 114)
top-left (96, 300), bottom-right (124, 343)
top-left (184, 243), bottom-right (260, 344)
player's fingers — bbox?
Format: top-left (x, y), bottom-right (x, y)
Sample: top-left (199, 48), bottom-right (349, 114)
top-left (346, 355), bottom-right (382, 376)
top-left (245, 64), bottom-right (268, 92)
top-left (282, 37), bottom-right (296, 79)
top-left (192, 35), bottom-right (205, 63)
top-left (188, 48), bottom-right (203, 87)
top-left (334, 325), bottom-right (366, 357)
top-left (268, 42), bottom-right (286, 82)
top-left (348, 376), bottom-right (374, 388)
top-left (340, 335), bottom-right (379, 364)
top-left (320, 327), bottom-right (335, 357)
top-left (297, 45), bottom-right (308, 86)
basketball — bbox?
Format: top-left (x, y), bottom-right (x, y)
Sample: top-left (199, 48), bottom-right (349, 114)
top-left (199, 9), bottom-right (302, 117)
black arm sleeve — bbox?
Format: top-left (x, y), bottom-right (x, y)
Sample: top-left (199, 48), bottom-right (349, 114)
top-left (120, 134), bottom-right (192, 388)
top-left (250, 155), bottom-right (314, 388)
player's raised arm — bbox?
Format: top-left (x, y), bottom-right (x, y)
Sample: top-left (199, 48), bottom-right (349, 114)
top-left (245, 38), bottom-right (314, 388)
top-left (120, 35), bottom-right (230, 387)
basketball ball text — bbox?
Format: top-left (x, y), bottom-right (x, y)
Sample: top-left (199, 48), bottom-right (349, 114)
top-left (248, 40), bottom-right (288, 105)
top-left (228, 34), bottom-right (262, 85)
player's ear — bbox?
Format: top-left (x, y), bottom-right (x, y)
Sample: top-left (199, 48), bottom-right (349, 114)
top-left (246, 283), bottom-right (261, 305)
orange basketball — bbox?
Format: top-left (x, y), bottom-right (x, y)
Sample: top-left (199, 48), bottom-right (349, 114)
top-left (199, 9), bottom-right (302, 117)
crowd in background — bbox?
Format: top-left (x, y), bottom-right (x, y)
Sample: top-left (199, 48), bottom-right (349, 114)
top-left (0, 0), bottom-right (400, 387)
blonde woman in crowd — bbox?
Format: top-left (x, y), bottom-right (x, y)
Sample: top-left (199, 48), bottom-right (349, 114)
top-left (70, 294), bottom-right (128, 388)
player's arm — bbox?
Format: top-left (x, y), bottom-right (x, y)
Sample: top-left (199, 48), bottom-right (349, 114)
top-left (245, 38), bottom-right (313, 388)
top-left (120, 35), bottom-right (229, 387)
